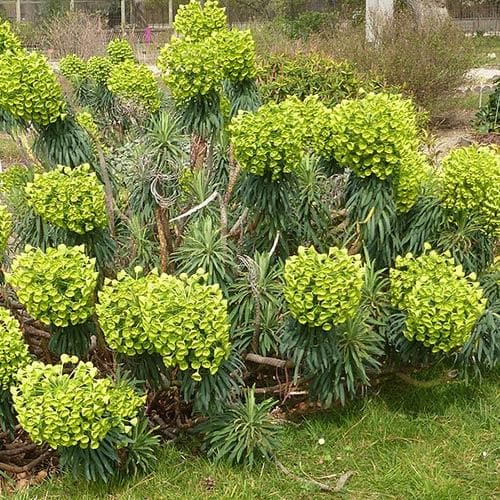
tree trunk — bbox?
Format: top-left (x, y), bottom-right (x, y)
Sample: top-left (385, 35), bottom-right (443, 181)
top-left (406, 0), bottom-right (449, 26)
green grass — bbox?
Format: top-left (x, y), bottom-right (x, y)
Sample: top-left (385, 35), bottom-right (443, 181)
top-left (471, 35), bottom-right (500, 68)
top-left (14, 369), bottom-right (499, 499)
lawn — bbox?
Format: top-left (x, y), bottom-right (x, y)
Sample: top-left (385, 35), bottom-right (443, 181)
top-left (471, 35), bottom-right (500, 68)
top-left (15, 369), bottom-right (499, 500)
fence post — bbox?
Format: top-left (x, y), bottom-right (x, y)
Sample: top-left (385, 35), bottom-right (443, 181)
top-left (366, 0), bottom-right (394, 42)
top-left (16, 0), bottom-right (21, 22)
top-left (168, 0), bottom-right (173, 27)
top-left (121, 0), bottom-right (126, 33)
top-left (70, 0), bottom-right (74, 12)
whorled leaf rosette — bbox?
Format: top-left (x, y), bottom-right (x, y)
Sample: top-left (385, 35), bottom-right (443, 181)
top-left (390, 246), bottom-right (488, 353)
top-left (284, 246), bottom-right (364, 330)
top-left (12, 356), bottom-right (144, 449)
top-left (25, 164), bottom-right (107, 235)
top-left (6, 245), bottom-right (98, 327)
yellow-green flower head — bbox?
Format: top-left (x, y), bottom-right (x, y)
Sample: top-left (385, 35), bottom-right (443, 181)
top-left (158, 35), bottom-right (225, 103)
top-left (59, 54), bottom-right (88, 85)
top-left (106, 38), bottom-right (135, 64)
top-left (0, 205), bottom-right (12, 254)
top-left (284, 246), bottom-right (364, 330)
top-left (107, 61), bottom-right (161, 113)
top-left (229, 96), bottom-right (307, 180)
top-left (390, 246), bottom-right (488, 353)
top-left (439, 145), bottom-right (500, 236)
top-left (5, 244), bottom-right (98, 327)
top-left (96, 270), bottom-right (159, 357)
top-left (87, 56), bottom-right (112, 85)
top-left (25, 164), bottom-right (107, 235)
top-left (393, 150), bottom-right (432, 213)
top-left (142, 270), bottom-right (231, 381)
top-left (0, 308), bottom-right (30, 391)
top-left (0, 50), bottom-right (66, 126)
top-left (330, 92), bottom-right (420, 179)
top-left (174, 0), bottom-right (227, 41)
top-left (12, 358), bottom-right (144, 449)
top-left (0, 20), bottom-right (22, 54)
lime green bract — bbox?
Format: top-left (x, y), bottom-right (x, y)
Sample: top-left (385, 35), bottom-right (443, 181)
top-left (439, 145), bottom-right (500, 236)
top-left (284, 246), bottom-right (364, 330)
top-left (174, 0), bottom-right (227, 41)
top-left (0, 50), bottom-right (66, 126)
top-left (97, 268), bottom-right (231, 380)
top-left (158, 35), bottom-right (224, 103)
top-left (393, 150), bottom-right (431, 213)
top-left (87, 56), bottom-right (112, 85)
top-left (59, 54), bottom-right (88, 84)
top-left (330, 92), bottom-right (419, 179)
top-left (96, 270), bottom-right (157, 357)
top-left (12, 356), bottom-right (144, 449)
top-left (0, 205), bottom-right (12, 254)
top-left (0, 308), bottom-right (30, 391)
top-left (107, 61), bottom-right (161, 112)
top-left (390, 247), bottom-right (487, 353)
top-left (6, 245), bottom-right (98, 327)
top-left (143, 270), bottom-right (231, 381)
top-left (25, 164), bottom-right (107, 235)
top-left (0, 20), bottom-right (22, 54)
top-left (230, 97), bottom-right (306, 180)
top-left (106, 38), bottom-right (135, 64)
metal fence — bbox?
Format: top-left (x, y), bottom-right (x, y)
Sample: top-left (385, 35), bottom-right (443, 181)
top-left (1, 0), bottom-right (500, 29)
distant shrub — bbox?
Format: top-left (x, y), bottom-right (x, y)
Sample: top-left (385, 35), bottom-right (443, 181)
top-left (258, 52), bottom-right (367, 107)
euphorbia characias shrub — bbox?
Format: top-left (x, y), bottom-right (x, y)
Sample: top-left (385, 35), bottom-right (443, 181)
top-left (439, 145), bottom-right (500, 235)
top-left (59, 54), bottom-right (88, 84)
top-left (76, 111), bottom-right (99, 139)
top-left (284, 246), bottom-right (364, 330)
top-left (96, 269), bottom-right (157, 356)
top-left (107, 61), bottom-right (161, 113)
top-left (106, 38), bottom-right (135, 64)
top-left (218, 29), bottom-right (257, 83)
top-left (12, 355), bottom-right (144, 449)
top-left (87, 56), bottom-right (112, 85)
top-left (393, 150), bottom-right (432, 213)
top-left (0, 50), bottom-right (66, 126)
top-left (142, 269), bottom-right (231, 381)
top-left (25, 164), bottom-right (107, 235)
top-left (174, 0), bottom-right (226, 41)
top-left (158, 36), bottom-right (224, 103)
top-left (0, 20), bottom-right (21, 54)
top-left (390, 246), bottom-right (488, 352)
top-left (6, 245), bottom-right (98, 327)
top-left (299, 95), bottom-right (335, 158)
top-left (0, 308), bottom-right (30, 391)
top-left (230, 97), bottom-right (306, 180)
top-left (330, 92), bottom-right (420, 179)
top-left (0, 205), bottom-right (12, 254)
